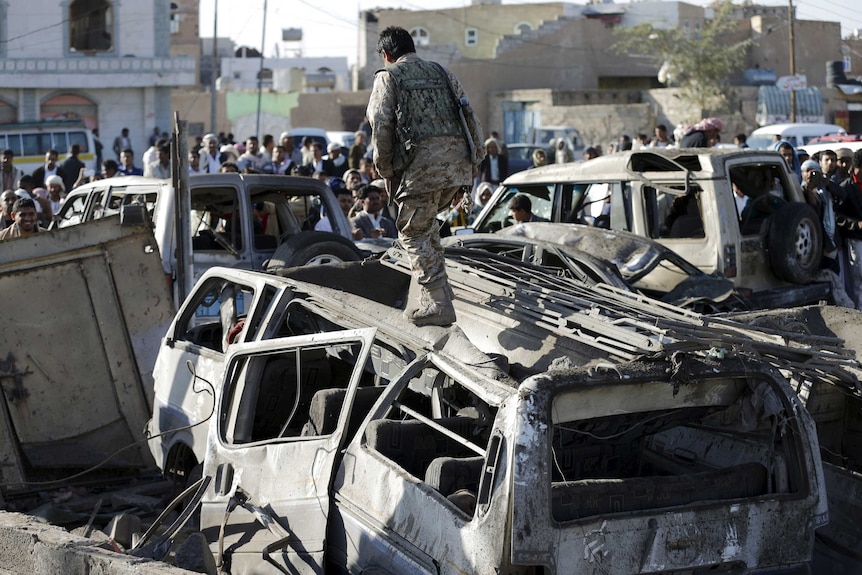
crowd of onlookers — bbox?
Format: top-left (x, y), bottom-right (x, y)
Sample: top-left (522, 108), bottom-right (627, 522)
top-left (5, 119), bottom-right (862, 312)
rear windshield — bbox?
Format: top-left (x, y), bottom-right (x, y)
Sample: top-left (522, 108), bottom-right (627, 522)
top-left (548, 376), bottom-right (803, 523)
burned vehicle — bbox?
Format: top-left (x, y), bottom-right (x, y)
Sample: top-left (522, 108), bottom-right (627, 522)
top-left (445, 222), bottom-right (740, 312)
top-left (469, 149), bottom-right (831, 308)
top-left (149, 256), bottom-right (831, 574)
top-left (51, 173), bottom-right (374, 305)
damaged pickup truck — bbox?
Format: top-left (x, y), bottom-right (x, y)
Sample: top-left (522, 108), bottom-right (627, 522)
top-left (151, 257), bottom-right (829, 574)
top-left (470, 149), bottom-right (832, 309)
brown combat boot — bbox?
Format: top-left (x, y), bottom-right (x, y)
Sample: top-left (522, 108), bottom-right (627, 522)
top-left (404, 282), bottom-right (456, 327)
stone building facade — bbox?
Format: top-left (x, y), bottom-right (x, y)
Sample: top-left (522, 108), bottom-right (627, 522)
top-left (0, 0), bottom-right (195, 159)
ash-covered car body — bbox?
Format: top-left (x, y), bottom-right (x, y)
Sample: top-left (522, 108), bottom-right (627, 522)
top-left (470, 149), bottom-right (831, 309)
top-left (445, 222), bottom-right (741, 311)
top-left (152, 257), bottom-right (829, 574)
top-left (50, 173), bottom-right (374, 307)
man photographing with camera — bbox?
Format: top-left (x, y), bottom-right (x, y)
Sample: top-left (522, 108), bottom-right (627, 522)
top-left (801, 159), bottom-right (839, 268)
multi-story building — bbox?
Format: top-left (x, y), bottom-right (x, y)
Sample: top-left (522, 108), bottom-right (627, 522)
top-left (357, 0), bottom-right (845, 142)
top-left (0, 0), bottom-right (195, 161)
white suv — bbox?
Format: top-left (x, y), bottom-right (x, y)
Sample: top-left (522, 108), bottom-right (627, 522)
top-left (471, 149), bottom-right (829, 309)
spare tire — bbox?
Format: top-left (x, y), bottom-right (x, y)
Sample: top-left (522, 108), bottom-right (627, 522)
top-left (767, 202), bottom-right (822, 284)
top-left (264, 232), bottom-right (361, 273)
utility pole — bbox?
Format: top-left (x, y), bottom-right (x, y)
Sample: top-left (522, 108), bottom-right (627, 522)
top-left (210, 0), bottom-right (218, 134)
top-left (255, 0), bottom-right (268, 139)
top-left (788, 0), bottom-right (796, 122)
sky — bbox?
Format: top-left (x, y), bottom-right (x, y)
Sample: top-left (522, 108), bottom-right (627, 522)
top-left (198, 0), bottom-right (862, 66)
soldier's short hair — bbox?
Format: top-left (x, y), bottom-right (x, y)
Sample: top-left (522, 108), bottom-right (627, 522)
top-left (377, 26), bottom-right (415, 60)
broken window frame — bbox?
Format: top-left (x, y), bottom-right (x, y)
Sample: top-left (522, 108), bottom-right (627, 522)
top-left (68, 0), bottom-right (115, 55)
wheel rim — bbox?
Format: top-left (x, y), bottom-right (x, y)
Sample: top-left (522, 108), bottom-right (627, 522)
top-left (305, 254), bottom-right (346, 265)
top-left (794, 219), bottom-right (815, 266)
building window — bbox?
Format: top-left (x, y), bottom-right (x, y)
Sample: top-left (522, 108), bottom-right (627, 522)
top-left (465, 28), bottom-right (478, 46)
top-left (69, 0), bottom-right (113, 52)
top-left (409, 27), bottom-right (430, 47)
top-left (515, 22), bottom-right (532, 34)
top-left (170, 2), bottom-right (180, 35)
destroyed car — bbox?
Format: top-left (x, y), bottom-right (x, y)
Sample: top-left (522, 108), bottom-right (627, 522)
top-left (149, 258), bottom-right (830, 574)
top-left (51, 173), bottom-right (370, 304)
top-left (469, 149), bottom-right (831, 309)
top-left (444, 222), bottom-right (741, 312)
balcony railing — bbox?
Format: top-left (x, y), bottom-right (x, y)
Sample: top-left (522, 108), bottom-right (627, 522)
top-left (0, 56), bottom-right (196, 74)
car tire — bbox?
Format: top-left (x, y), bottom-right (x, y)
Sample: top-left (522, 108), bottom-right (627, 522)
top-left (264, 232), bottom-right (360, 272)
top-left (767, 202), bottom-right (822, 284)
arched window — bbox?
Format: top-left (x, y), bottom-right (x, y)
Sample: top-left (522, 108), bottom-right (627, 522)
top-left (69, 0), bottom-right (113, 52)
top-left (257, 68), bottom-right (273, 89)
top-left (409, 27), bottom-right (430, 47)
top-left (170, 2), bottom-right (180, 35)
top-left (515, 22), bottom-right (532, 34)
top-left (41, 93), bottom-right (99, 130)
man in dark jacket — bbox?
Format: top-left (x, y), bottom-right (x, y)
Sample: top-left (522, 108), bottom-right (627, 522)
top-left (679, 117), bottom-right (723, 148)
top-left (31, 149), bottom-right (66, 188)
top-left (59, 144), bottom-right (85, 192)
top-left (838, 148), bottom-right (862, 309)
top-left (478, 138), bottom-right (508, 186)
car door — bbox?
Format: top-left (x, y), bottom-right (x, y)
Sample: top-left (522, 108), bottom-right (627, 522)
top-left (150, 274), bottom-right (277, 475)
top-left (200, 327), bottom-right (376, 575)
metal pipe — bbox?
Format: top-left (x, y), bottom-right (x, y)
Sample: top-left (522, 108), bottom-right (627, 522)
top-left (210, 0), bottom-right (218, 134)
top-left (255, 0), bottom-right (268, 138)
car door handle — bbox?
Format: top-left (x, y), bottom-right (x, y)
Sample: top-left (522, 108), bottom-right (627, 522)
top-left (215, 462), bottom-right (234, 496)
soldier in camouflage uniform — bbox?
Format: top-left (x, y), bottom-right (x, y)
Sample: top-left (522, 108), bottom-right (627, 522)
top-left (368, 26), bottom-right (484, 326)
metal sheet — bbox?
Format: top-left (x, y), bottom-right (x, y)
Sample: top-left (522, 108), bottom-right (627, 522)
top-left (0, 217), bottom-right (174, 485)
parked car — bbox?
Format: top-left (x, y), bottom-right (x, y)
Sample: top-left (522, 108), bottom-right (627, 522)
top-left (289, 127), bottom-right (329, 152)
top-left (526, 124), bottom-right (583, 154)
top-left (326, 130), bottom-right (356, 155)
top-left (746, 123), bottom-right (846, 150)
top-left (468, 148), bottom-right (830, 309)
top-left (154, 265), bottom-right (827, 575)
top-left (799, 140), bottom-right (862, 159)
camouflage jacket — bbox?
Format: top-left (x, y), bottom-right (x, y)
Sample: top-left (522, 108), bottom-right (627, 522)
top-left (368, 54), bottom-right (484, 191)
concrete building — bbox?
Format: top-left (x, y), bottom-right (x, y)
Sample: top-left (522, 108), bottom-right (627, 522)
top-left (0, 0), bottom-right (196, 160)
top-left (356, 0), bottom-right (846, 147)
top-left (218, 55), bottom-right (349, 93)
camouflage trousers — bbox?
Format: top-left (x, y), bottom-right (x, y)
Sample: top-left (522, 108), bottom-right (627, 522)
top-left (396, 185), bottom-right (460, 286)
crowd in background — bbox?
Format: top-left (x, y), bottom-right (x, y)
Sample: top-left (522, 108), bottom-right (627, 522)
top-left (4, 118), bottom-right (862, 313)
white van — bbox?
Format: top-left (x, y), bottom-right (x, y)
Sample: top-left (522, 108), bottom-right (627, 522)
top-left (0, 120), bottom-right (96, 174)
top-left (746, 122), bottom-right (846, 150)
